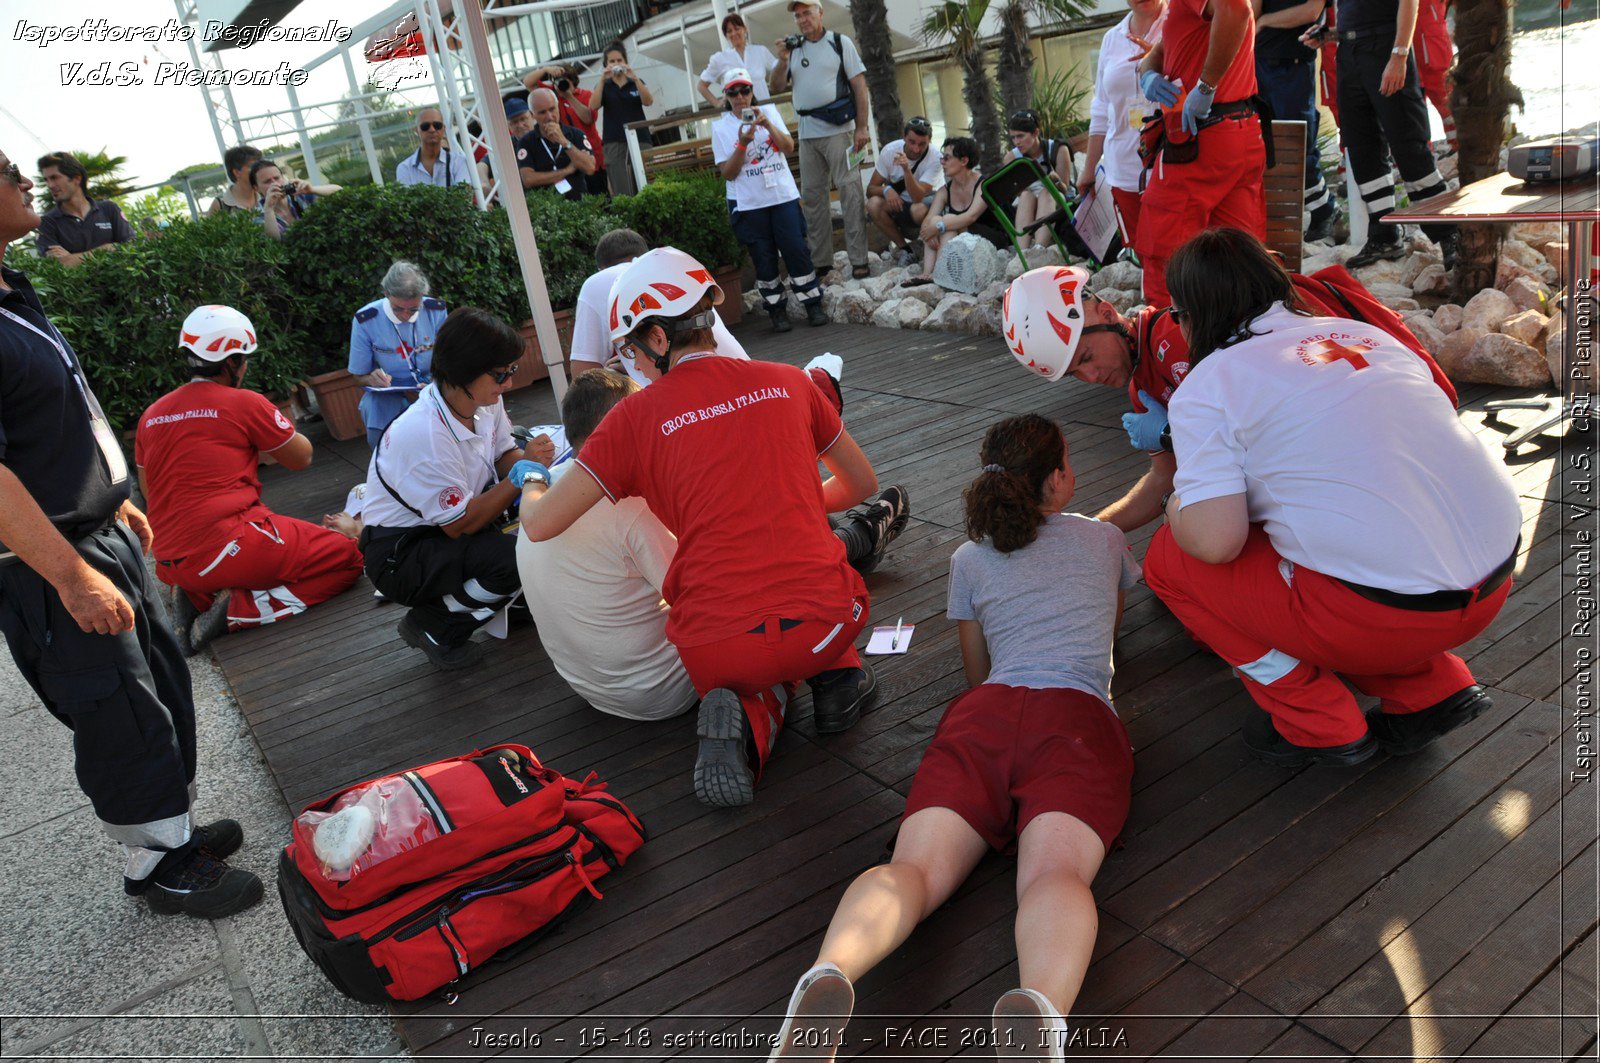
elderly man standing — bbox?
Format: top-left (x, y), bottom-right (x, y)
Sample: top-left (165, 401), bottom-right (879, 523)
top-left (395, 107), bottom-right (472, 188)
top-left (770, 0), bottom-right (872, 281)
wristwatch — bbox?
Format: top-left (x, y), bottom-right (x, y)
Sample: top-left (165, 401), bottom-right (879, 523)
top-left (1391, 45), bottom-right (1411, 55)
top-left (935, 219), bottom-right (947, 234)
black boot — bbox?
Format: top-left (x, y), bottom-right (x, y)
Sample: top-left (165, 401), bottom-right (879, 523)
top-left (808, 664), bottom-right (877, 734)
top-left (768, 304), bottom-right (793, 333)
top-left (1366, 685), bottom-right (1491, 756)
top-left (1241, 711), bottom-right (1378, 768)
top-left (1304, 204), bottom-right (1337, 243)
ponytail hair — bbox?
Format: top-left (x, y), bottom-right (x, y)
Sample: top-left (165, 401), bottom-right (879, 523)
top-left (963, 414), bottom-right (1066, 553)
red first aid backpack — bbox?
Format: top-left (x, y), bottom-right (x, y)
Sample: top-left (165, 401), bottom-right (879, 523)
top-left (277, 744), bottom-right (645, 1004)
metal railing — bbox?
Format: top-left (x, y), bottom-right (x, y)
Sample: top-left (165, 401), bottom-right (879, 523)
top-left (550, 0), bottom-right (644, 58)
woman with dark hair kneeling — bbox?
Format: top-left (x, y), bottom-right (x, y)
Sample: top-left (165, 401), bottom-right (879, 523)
top-left (768, 414), bottom-right (1139, 1063)
top-left (519, 247), bottom-right (881, 808)
top-left (358, 308), bottom-right (546, 671)
top-left (1145, 227), bottom-right (1521, 765)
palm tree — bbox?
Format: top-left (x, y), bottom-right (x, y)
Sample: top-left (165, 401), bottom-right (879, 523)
top-left (996, 0), bottom-right (1092, 119)
top-left (922, 0), bottom-right (1004, 170)
top-left (1449, 0), bottom-right (1519, 298)
top-left (848, 0), bottom-right (904, 144)
top-left (41, 148), bottom-right (136, 201)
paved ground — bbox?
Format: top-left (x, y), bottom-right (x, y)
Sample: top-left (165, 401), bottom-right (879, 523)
top-left (0, 608), bottom-right (408, 1061)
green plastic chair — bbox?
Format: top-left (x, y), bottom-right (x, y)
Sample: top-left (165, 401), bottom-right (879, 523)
top-left (978, 156), bottom-right (1114, 271)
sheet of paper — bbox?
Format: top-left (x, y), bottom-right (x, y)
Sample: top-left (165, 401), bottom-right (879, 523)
top-left (1072, 166), bottom-right (1121, 264)
top-left (363, 385), bottom-right (423, 394)
top-left (865, 623), bottom-right (915, 655)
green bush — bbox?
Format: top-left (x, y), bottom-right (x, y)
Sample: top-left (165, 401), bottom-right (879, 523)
top-left (28, 213), bottom-right (311, 430)
top-left (612, 170), bottom-right (744, 272)
top-left (516, 192), bottom-right (625, 310)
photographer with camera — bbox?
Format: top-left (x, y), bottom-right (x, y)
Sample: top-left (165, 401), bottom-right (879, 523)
top-left (591, 42), bottom-right (653, 197)
top-left (250, 159), bottom-right (339, 240)
top-left (771, 0), bottom-right (872, 281)
top-left (712, 69), bottom-right (825, 332)
top-left (523, 64), bottom-right (606, 196)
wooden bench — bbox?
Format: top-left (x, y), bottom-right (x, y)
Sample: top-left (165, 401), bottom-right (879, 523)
top-left (1265, 119), bottom-right (1308, 272)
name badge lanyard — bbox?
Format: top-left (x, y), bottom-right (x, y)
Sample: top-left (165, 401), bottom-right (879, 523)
top-left (396, 317), bottom-right (430, 387)
top-left (429, 387), bottom-right (499, 492)
top-left (0, 305), bottom-right (128, 484)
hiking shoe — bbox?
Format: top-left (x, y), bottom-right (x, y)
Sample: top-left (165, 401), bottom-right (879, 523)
top-left (1347, 235), bottom-right (1408, 268)
top-left (398, 613), bottom-right (482, 671)
top-left (144, 847), bottom-right (264, 919)
top-left (192, 818), bottom-right (243, 860)
top-left (1304, 205), bottom-right (1337, 244)
top-left (694, 688), bottom-right (756, 807)
top-left (186, 590), bottom-right (232, 657)
top-left (1242, 711), bottom-right (1377, 768)
top-left (992, 987), bottom-right (1068, 1062)
top-left (1438, 229), bottom-right (1460, 272)
top-left (809, 664), bottom-right (877, 734)
top-left (768, 962), bottom-right (855, 1062)
top-left (806, 301), bottom-right (829, 327)
top-left (1366, 684), bottom-right (1492, 756)
top-left (769, 305), bottom-right (794, 333)
top-left (168, 588), bottom-right (199, 657)
top-left (847, 485), bottom-right (911, 574)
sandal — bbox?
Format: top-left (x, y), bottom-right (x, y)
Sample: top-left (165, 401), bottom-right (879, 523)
top-left (851, 264), bottom-right (871, 279)
top-left (900, 276), bottom-right (935, 287)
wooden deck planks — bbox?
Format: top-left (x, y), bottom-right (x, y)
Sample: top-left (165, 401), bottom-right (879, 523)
top-left (206, 318), bottom-right (1589, 1060)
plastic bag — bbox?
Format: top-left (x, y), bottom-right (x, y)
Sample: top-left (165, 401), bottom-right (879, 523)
top-left (295, 777), bottom-right (443, 882)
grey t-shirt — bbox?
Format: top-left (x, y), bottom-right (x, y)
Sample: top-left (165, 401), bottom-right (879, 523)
top-left (788, 31), bottom-right (865, 139)
top-left (947, 513), bottom-right (1140, 704)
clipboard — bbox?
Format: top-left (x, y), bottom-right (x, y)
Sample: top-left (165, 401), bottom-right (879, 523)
top-left (1072, 166), bottom-right (1124, 266)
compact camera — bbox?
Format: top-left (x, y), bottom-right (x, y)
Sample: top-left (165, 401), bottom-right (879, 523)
top-left (555, 76), bottom-right (572, 91)
top-left (279, 180), bottom-right (301, 195)
top-left (740, 107), bottom-right (756, 123)
top-left (611, 64), bottom-right (626, 77)
top-left (784, 34), bottom-right (804, 50)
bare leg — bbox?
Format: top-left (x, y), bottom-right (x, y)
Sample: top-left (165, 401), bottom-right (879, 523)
top-left (815, 807), bottom-right (989, 979)
top-left (867, 195), bottom-right (904, 249)
top-left (1012, 811), bottom-right (1105, 1014)
top-left (1014, 191), bottom-right (1038, 250)
top-left (918, 234), bottom-right (940, 279)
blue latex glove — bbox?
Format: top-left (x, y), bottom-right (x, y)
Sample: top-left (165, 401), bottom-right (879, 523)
top-left (1180, 84), bottom-right (1215, 135)
top-left (508, 459), bottom-right (551, 489)
top-left (1139, 70), bottom-right (1181, 107)
top-left (1121, 391), bottom-right (1170, 451)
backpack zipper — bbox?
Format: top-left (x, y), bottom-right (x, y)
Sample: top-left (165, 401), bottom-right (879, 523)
top-left (382, 846), bottom-right (577, 944)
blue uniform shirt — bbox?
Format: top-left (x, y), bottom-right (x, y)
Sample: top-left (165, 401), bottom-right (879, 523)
top-left (347, 296), bottom-right (448, 435)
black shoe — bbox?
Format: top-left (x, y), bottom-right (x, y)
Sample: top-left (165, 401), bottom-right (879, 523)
top-left (1241, 711), bottom-right (1377, 768)
top-left (1438, 229), bottom-right (1460, 272)
top-left (192, 818), bottom-right (243, 860)
top-left (806, 301), bottom-right (829, 327)
top-left (1347, 236), bottom-right (1408, 269)
top-left (168, 589), bottom-right (199, 657)
top-left (1365, 684), bottom-right (1492, 756)
top-left (398, 613), bottom-right (482, 671)
top-left (846, 485), bottom-right (912, 574)
top-left (186, 590), bottom-right (232, 656)
top-left (144, 847), bottom-right (264, 919)
top-left (809, 663), bottom-right (877, 734)
top-left (1304, 205), bottom-right (1337, 243)
top-left (694, 688), bottom-right (755, 807)
top-left (769, 305), bottom-right (793, 333)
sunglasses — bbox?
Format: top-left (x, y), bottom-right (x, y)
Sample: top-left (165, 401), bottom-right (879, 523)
top-left (726, 85), bottom-right (753, 96)
top-left (1168, 306), bottom-right (1190, 324)
top-left (418, 121), bottom-right (445, 131)
top-left (489, 364), bottom-right (520, 384)
top-left (905, 117), bottom-right (933, 136)
top-left (1008, 110), bottom-right (1040, 131)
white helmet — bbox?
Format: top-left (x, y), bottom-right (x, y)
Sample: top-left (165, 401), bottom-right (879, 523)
top-left (1001, 266), bottom-right (1094, 381)
top-left (179, 304), bottom-right (258, 362)
top-left (607, 246), bottom-right (723, 345)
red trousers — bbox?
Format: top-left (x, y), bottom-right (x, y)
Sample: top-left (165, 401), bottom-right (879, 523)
top-left (1111, 185), bottom-right (1143, 250)
top-left (1143, 525), bottom-right (1510, 747)
top-left (1135, 115), bottom-right (1267, 307)
top-left (675, 593), bottom-right (868, 774)
top-left (1415, 27), bottom-right (1456, 147)
top-left (158, 513), bottom-right (364, 631)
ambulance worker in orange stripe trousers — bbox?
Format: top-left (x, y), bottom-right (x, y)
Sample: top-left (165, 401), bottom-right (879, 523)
top-left (1012, 228), bottom-right (1518, 769)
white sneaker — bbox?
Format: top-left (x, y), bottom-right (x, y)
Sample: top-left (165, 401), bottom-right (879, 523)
top-left (768, 962), bottom-right (854, 1061)
top-left (804, 352), bottom-right (844, 384)
top-left (992, 987), bottom-right (1067, 1062)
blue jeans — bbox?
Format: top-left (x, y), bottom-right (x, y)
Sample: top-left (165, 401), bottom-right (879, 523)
top-left (731, 198), bottom-right (822, 307)
top-left (1256, 57), bottom-right (1330, 214)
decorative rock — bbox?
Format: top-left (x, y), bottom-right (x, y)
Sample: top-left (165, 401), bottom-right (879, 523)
top-left (1540, 240), bottom-right (1568, 276)
top-left (933, 234), bottom-right (1004, 295)
top-left (1022, 243), bottom-right (1065, 269)
top-left (1301, 251), bottom-right (1337, 275)
top-left (1003, 256), bottom-right (1027, 281)
top-left (1516, 221), bottom-right (1564, 252)
top-left (1461, 287), bottom-right (1518, 332)
top-left (966, 300), bottom-right (1003, 336)
top-left (1412, 264), bottom-right (1450, 296)
top-left (1501, 308), bottom-right (1547, 346)
top-left (1458, 332), bottom-right (1551, 388)
top-left (978, 280), bottom-right (1010, 305)
top-left (830, 289), bottom-right (877, 325)
top-left (832, 251), bottom-right (851, 274)
top-left (1546, 323), bottom-right (1566, 387)
top-left (862, 271), bottom-right (901, 301)
top-left (895, 298), bottom-right (931, 329)
top-left (1390, 297), bottom-right (1421, 312)
top-left (1403, 312), bottom-right (1446, 356)
top-left (1437, 326), bottom-right (1489, 375)
top-left (1439, 153), bottom-right (1459, 182)
top-left (1496, 259), bottom-right (1542, 290)
top-left (1399, 250), bottom-right (1438, 288)
top-left (923, 293), bottom-right (977, 332)
top-left (870, 298), bottom-right (905, 329)
top-left (1351, 257), bottom-right (1410, 287)
top-left (1367, 281), bottom-right (1415, 306)
top-left (743, 289), bottom-right (764, 315)
top-left (1502, 274), bottom-right (1549, 314)
top-left (1101, 287), bottom-right (1144, 313)
top-left (1501, 239), bottom-right (1545, 271)
top-left (1089, 259), bottom-right (1142, 293)
top-left (900, 281), bottom-right (947, 308)
top-left (1433, 303), bottom-right (1464, 333)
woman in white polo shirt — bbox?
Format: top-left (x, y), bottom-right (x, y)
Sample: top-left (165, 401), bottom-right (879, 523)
top-left (358, 308), bottom-right (546, 671)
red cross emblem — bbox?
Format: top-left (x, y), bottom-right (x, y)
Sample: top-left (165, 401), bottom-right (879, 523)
top-left (1306, 339), bottom-right (1370, 371)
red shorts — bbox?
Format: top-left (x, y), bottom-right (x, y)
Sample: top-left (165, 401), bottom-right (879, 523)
top-left (901, 684), bottom-right (1134, 853)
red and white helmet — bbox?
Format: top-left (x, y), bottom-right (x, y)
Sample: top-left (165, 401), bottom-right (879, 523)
top-left (1001, 266), bottom-right (1093, 381)
top-left (179, 304), bottom-right (258, 362)
top-left (607, 246), bottom-right (723, 344)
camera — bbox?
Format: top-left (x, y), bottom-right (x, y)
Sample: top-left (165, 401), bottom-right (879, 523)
top-left (279, 179), bottom-right (300, 195)
top-left (740, 107), bottom-right (756, 123)
top-left (611, 64), bottom-right (626, 77)
top-left (784, 34), bottom-right (804, 50)
top-left (555, 76), bottom-right (571, 91)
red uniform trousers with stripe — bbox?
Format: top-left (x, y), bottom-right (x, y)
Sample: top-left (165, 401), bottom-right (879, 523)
top-left (674, 593), bottom-right (869, 776)
top-left (158, 511), bottom-right (364, 631)
top-left (1134, 115), bottom-right (1267, 308)
top-left (1143, 525), bottom-right (1510, 747)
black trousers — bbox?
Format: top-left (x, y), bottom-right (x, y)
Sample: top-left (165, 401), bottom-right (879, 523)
top-left (362, 525), bottom-right (521, 648)
top-left (1335, 37), bottom-right (1450, 243)
top-left (0, 522), bottom-right (196, 855)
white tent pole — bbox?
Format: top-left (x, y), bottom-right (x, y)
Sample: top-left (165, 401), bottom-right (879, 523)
top-left (341, 48), bottom-right (385, 185)
top-left (456, 0), bottom-right (571, 401)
